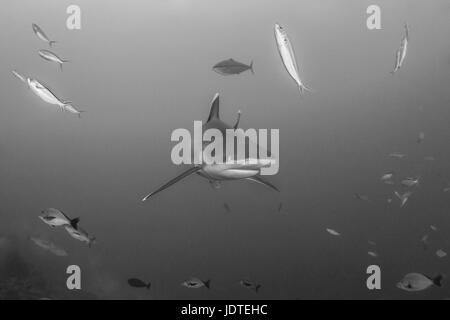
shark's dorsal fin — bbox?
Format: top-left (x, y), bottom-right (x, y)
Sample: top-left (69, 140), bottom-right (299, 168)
top-left (207, 93), bottom-right (220, 122)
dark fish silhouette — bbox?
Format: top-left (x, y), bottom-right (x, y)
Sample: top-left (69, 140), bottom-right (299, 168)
top-left (128, 278), bottom-right (151, 290)
top-left (213, 59), bottom-right (254, 75)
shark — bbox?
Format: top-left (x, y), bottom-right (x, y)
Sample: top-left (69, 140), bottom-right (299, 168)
top-left (142, 93), bottom-right (279, 201)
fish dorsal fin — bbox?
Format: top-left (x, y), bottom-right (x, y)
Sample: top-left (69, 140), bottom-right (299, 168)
top-left (207, 93), bottom-right (220, 122)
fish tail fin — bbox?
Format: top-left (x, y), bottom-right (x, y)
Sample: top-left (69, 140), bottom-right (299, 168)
top-left (204, 280), bottom-right (211, 289)
top-left (49, 41), bottom-right (56, 47)
top-left (78, 111), bottom-right (86, 119)
top-left (433, 274), bottom-right (444, 287)
top-left (255, 285), bottom-right (261, 293)
top-left (250, 60), bottom-right (254, 75)
top-left (300, 84), bottom-right (314, 94)
top-left (59, 63), bottom-right (63, 72)
top-left (147, 283), bottom-right (151, 290)
top-left (70, 218), bottom-right (80, 229)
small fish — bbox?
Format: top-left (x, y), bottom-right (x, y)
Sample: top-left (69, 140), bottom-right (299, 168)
top-left (326, 228), bottom-right (341, 236)
top-left (368, 251), bottom-right (378, 258)
top-left (30, 237), bottom-right (68, 257)
top-left (394, 191), bottom-right (412, 207)
top-left (64, 225), bottom-right (96, 248)
top-left (397, 273), bottom-right (443, 292)
top-left (239, 279), bottom-right (261, 293)
top-left (128, 278), bottom-right (151, 290)
top-left (213, 59), bottom-right (254, 75)
top-left (381, 172), bottom-right (394, 181)
top-left (401, 177), bottom-right (420, 188)
top-left (391, 24), bottom-right (409, 74)
top-left (354, 193), bottom-right (369, 202)
top-left (416, 132), bottom-right (425, 144)
top-left (436, 249), bottom-right (447, 258)
top-left (32, 23), bottom-right (56, 47)
top-left (274, 23), bottom-right (312, 94)
top-left (389, 152), bottom-right (406, 159)
top-left (38, 50), bottom-right (69, 71)
top-left (182, 277), bottom-right (211, 289)
top-left (430, 225), bottom-right (438, 232)
top-left (39, 208), bottom-right (80, 229)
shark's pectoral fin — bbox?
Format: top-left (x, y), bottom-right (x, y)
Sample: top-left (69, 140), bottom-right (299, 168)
top-left (246, 175), bottom-right (279, 192)
top-left (142, 166), bottom-right (202, 201)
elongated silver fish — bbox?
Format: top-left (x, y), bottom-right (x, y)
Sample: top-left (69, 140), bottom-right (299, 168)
top-left (32, 23), bottom-right (56, 47)
top-left (38, 50), bottom-right (69, 71)
top-left (391, 24), bottom-right (409, 74)
top-left (274, 24), bottom-right (312, 94)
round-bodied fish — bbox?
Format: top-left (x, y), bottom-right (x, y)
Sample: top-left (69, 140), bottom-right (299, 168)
top-left (397, 273), bottom-right (443, 292)
top-left (128, 278), bottom-right (151, 290)
top-left (39, 208), bottom-right (80, 229)
top-left (213, 59), bottom-right (254, 76)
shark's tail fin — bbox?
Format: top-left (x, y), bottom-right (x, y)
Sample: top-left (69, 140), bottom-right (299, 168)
top-left (249, 60), bottom-right (254, 75)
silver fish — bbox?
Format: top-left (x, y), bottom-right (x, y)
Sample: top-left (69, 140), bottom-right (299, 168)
top-left (401, 177), bottom-right (420, 188)
top-left (395, 191), bottom-right (412, 207)
top-left (326, 228), bottom-right (341, 236)
top-left (38, 50), bottom-right (69, 71)
top-left (182, 277), bottom-right (210, 289)
top-left (391, 24), bottom-right (409, 74)
top-left (274, 23), bottom-right (312, 94)
top-left (32, 23), bottom-right (56, 47)
top-left (436, 249), bottom-right (447, 258)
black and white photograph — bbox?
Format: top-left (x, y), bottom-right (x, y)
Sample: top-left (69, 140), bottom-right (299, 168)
top-left (1, 0), bottom-right (450, 305)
